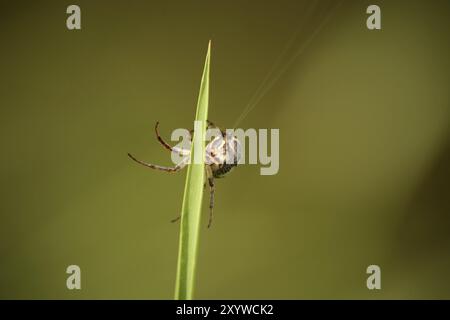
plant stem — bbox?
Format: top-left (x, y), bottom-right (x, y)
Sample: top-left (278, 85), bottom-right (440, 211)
top-left (174, 41), bottom-right (211, 300)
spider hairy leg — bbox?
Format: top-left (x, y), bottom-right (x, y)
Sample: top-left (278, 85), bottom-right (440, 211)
top-left (206, 166), bottom-right (215, 228)
top-left (127, 153), bottom-right (187, 173)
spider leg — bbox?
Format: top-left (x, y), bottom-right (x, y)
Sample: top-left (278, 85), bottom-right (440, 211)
top-left (154, 121), bottom-right (190, 156)
top-left (154, 121), bottom-right (174, 152)
top-left (206, 166), bottom-right (215, 228)
top-left (128, 153), bottom-right (188, 173)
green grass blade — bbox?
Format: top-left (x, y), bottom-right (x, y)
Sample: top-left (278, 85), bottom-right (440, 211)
top-left (174, 41), bottom-right (210, 300)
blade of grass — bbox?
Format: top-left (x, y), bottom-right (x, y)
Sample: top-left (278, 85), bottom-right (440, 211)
top-left (174, 41), bottom-right (211, 300)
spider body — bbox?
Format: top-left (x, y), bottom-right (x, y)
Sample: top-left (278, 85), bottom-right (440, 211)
top-left (205, 129), bottom-right (240, 178)
top-left (128, 120), bottom-right (240, 228)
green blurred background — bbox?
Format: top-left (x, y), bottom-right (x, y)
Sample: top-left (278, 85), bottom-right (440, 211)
top-left (1, 0), bottom-right (449, 299)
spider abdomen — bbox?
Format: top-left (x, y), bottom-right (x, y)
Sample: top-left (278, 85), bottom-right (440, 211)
top-left (213, 163), bottom-right (237, 178)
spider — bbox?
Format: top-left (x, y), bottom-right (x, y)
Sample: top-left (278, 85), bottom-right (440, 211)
top-left (128, 120), bottom-right (240, 228)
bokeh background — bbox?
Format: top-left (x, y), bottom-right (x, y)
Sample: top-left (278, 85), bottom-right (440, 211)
top-left (1, 0), bottom-right (449, 299)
